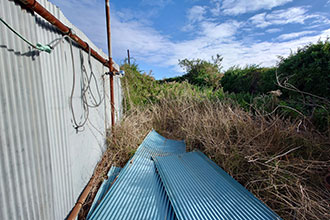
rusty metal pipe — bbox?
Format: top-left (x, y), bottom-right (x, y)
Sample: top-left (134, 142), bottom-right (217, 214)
top-left (18, 0), bottom-right (118, 72)
top-left (105, 0), bottom-right (115, 128)
top-left (66, 176), bottom-right (95, 220)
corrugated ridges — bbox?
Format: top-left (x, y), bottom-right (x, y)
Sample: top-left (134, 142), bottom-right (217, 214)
top-left (88, 130), bottom-right (185, 220)
top-left (154, 151), bottom-right (281, 220)
top-left (0, 0), bottom-right (122, 219)
top-left (87, 166), bottom-right (122, 219)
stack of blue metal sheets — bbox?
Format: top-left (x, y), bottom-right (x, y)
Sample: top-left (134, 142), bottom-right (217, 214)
top-left (87, 166), bottom-right (122, 219)
top-left (88, 130), bottom-right (281, 220)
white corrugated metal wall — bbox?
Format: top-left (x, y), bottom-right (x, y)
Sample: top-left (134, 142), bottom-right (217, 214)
top-left (0, 0), bottom-right (122, 219)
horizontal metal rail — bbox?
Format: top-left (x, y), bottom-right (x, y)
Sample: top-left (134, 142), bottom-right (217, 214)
top-left (18, 0), bottom-right (117, 72)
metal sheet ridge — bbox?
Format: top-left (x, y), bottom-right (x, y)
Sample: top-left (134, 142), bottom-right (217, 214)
top-left (87, 166), bottom-right (122, 219)
top-left (88, 130), bottom-right (185, 220)
top-left (154, 151), bottom-right (281, 220)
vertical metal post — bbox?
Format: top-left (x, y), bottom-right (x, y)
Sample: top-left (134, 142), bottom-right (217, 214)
top-left (127, 49), bottom-right (130, 65)
top-left (105, 0), bottom-right (115, 128)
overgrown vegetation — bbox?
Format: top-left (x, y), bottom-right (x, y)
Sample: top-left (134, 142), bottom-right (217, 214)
top-left (221, 65), bottom-right (277, 94)
top-left (105, 96), bottom-right (330, 220)
top-left (161, 54), bottom-right (224, 89)
top-left (121, 62), bottom-right (213, 110)
top-left (220, 41), bottom-right (330, 132)
top-left (80, 40), bottom-right (330, 220)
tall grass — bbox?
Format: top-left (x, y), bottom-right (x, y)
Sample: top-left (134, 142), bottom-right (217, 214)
top-left (105, 96), bottom-right (329, 220)
top-left (79, 64), bottom-right (329, 219)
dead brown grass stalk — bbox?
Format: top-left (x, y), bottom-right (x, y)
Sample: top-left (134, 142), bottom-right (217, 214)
top-left (80, 96), bottom-right (330, 220)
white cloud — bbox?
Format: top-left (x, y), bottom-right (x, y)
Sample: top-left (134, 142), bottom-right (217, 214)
top-left (221, 0), bottom-right (293, 15)
top-left (200, 20), bottom-right (241, 40)
top-left (266, 28), bottom-right (282, 33)
top-left (112, 12), bottom-right (330, 75)
top-left (112, 18), bottom-right (241, 68)
top-left (266, 7), bottom-right (309, 24)
top-left (111, 8), bottom-right (330, 74)
top-left (249, 13), bottom-right (270, 28)
top-left (198, 28), bottom-right (330, 69)
top-left (183, 5), bottom-right (207, 31)
top-left (183, 4), bottom-right (241, 39)
top-left (112, 17), bottom-right (174, 63)
top-left (250, 7), bottom-right (313, 28)
top-left (277, 31), bottom-right (316, 41)
top-left (187, 5), bottom-right (207, 23)
top-left (50, 0), bottom-right (330, 78)
top-left (210, 0), bottom-right (221, 16)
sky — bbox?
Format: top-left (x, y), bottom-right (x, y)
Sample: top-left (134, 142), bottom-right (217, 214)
top-left (49, 0), bottom-right (330, 79)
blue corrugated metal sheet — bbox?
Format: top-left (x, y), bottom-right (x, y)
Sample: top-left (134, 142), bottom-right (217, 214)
top-left (154, 151), bottom-right (281, 220)
top-left (87, 166), bottom-right (122, 219)
top-left (88, 130), bottom-right (185, 220)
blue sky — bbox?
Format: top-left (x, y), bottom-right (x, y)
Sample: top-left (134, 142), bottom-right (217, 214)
top-left (49, 0), bottom-right (330, 79)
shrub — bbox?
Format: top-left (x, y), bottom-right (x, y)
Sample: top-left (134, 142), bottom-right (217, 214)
top-left (221, 65), bottom-right (277, 94)
top-left (121, 64), bottom-right (213, 111)
top-left (258, 67), bottom-right (278, 94)
top-left (277, 40), bottom-right (330, 99)
top-left (175, 54), bottom-right (223, 89)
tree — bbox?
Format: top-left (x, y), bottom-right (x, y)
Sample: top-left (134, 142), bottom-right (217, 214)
top-left (178, 54), bottom-right (223, 89)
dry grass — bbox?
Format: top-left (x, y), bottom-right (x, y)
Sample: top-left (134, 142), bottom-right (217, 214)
top-left (80, 96), bottom-right (330, 220)
top-left (78, 109), bottom-right (154, 219)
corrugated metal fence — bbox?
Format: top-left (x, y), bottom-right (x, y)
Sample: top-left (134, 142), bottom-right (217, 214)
top-left (0, 0), bottom-right (122, 219)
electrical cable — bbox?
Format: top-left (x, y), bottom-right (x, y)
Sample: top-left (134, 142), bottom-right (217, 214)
top-left (66, 36), bottom-right (106, 133)
top-left (66, 36), bottom-right (89, 132)
top-left (2, 15), bottom-right (105, 132)
top-left (1, 15), bottom-right (91, 132)
top-left (2, 15), bottom-right (106, 133)
top-left (80, 46), bottom-right (104, 108)
top-left (47, 35), bottom-right (66, 49)
top-left (0, 17), bottom-right (52, 53)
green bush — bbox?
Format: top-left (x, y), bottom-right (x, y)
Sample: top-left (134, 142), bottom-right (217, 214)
top-left (162, 55), bottom-right (223, 89)
top-left (221, 65), bottom-right (277, 94)
top-left (258, 68), bottom-right (278, 94)
top-left (122, 40), bottom-right (330, 132)
top-left (120, 63), bottom-right (159, 109)
top-left (121, 64), bottom-right (213, 111)
top-left (277, 40), bottom-right (330, 99)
